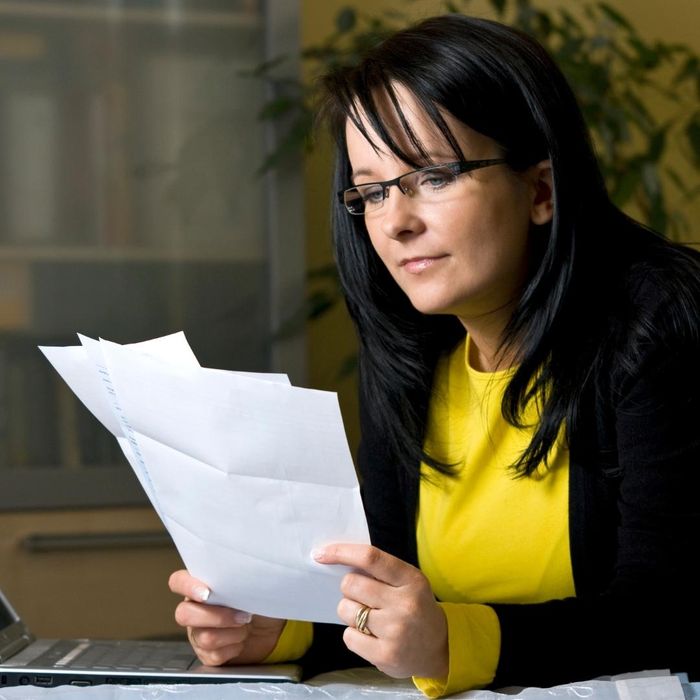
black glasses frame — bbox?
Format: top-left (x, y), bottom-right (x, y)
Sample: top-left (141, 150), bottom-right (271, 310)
top-left (338, 158), bottom-right (507, 215)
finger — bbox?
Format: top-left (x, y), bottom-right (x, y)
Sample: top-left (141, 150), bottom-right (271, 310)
top-left (190, 625), bottom-right (248, 652)
top-left (175, 600), bottom-right (253, 629)
top-left (337, 598), bottom-right (385, 637)
top-left (342, 625), bottom-right (381, 662)
top-left (169, 570), bottom-right (211, 602)
top-left (340, 571), bottom-right (392, 610)
top-left (314, 544), bottom-right (416, 586)
top-left (193, 641), bottom-right (246, 667)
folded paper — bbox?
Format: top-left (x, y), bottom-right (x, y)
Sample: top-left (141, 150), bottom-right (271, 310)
top-left (40, 332), bottom-right (370, 624)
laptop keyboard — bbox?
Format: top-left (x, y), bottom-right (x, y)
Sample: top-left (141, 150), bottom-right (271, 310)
top-left (33, 640), bottom-right (196, 672)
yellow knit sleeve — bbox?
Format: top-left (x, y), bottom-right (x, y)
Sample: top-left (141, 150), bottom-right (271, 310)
top-left (412, 603), bottom-right (500, 698)
top-left (262, 620), bottom-right (313, 664)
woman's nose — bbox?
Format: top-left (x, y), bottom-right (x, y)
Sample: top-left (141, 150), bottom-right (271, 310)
top-left (378, 187), bottom-right (425, 240)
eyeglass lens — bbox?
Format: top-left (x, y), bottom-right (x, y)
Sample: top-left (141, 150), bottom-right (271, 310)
top-left (344, 164), bottom-right (459, 215)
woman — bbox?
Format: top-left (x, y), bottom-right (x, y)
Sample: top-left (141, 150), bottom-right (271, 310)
top-left (169, 14), bottom-right (700, 696)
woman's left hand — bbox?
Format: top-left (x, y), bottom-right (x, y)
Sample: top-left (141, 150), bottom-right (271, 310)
top-left (313, 544), bottom-right (448, 679)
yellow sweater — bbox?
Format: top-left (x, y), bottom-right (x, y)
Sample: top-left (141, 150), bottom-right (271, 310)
top-left (413, 336), bottom-right (573, 696)
top-left (266, 337), bottom-right (574, 698)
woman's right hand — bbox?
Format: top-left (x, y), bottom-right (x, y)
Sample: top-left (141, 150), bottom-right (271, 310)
top-left (169, 570), bottom-right (286, 666)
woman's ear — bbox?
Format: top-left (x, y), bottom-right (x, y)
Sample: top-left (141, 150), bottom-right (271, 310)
top-left (529, 160), bottom-right (554, 226)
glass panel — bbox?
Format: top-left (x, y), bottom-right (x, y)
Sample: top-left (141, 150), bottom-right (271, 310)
top-left (0, 0), bottom-right (279, 505)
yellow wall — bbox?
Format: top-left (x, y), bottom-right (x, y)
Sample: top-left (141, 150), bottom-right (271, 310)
top-left (300, 0), bottom-right (700, 451)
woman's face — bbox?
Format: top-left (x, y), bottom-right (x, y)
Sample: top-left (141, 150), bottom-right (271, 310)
top-left (344, 85), bottom-right (552, 328)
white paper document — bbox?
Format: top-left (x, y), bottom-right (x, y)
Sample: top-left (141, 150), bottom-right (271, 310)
top-left (39, 332), bottom-right (370, 624)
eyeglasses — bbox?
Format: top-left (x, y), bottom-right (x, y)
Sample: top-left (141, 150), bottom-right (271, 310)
top-left (339, 159), bottom-right (507, 216)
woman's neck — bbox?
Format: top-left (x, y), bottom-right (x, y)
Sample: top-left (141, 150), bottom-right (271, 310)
top-left (458, 303), bottom-right (518, 372)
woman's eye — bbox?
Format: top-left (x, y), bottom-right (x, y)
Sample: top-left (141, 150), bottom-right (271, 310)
top-left (419, 170), bottom-right (452, 189)
top-left (361, 187), bottom-right (384, 203)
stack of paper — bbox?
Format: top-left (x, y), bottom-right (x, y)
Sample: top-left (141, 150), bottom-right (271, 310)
top-left (40, 332), bottom-right (370, 624)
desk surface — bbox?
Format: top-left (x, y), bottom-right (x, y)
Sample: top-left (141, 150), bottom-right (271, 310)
top-left (0, 668), bottom-right (697, 699)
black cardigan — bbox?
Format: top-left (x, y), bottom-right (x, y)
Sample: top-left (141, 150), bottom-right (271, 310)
top-left (303, 250), bottom-right (700, 687)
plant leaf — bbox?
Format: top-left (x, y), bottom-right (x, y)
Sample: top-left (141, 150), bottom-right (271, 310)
top-left (673, 55), bottom-right (700, 85)
top-left (337, 353), bottom-right (359, 380)
top-left (665, 167), bottom-right (692, 197)
top-left (307, 290), bottom-right (341, 319)
top-left (620, 89), bottom-right (654, 131)
top-left (686, 115), bottom-right (700, 166)
top-left (258, 96), bottom-right (296, 121)
top-left (610, 166), bottom-right (642, 207)
top-left (598, 2), bottom-right (633, 31)
top-left (489, 0), bottom-right (507, 16)
top-left (336, 7), bottom-right (357, 33)
top-left (647, 126), bottom-right (668, 162)
top-left (558, 8), bottom-right (582, 34)
top-left (443, 0), bottom-right (462, 12)
top-left (240, 55), bottom-right (287, 78)
top-left (257, 111), bottom-right (313, 174)
top-left (628, 36), bottom-right (661, 69)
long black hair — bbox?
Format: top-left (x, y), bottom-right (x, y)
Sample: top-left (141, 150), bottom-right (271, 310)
top-left (318, 14), bottom-right (700, 478)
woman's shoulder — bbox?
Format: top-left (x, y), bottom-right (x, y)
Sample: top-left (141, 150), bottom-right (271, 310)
top-left (616, 236), bottom-right (699, 329)
top-left (621, 229), bottom-right (698, 284)
top-left (602, 236), bottom-right (700, 383)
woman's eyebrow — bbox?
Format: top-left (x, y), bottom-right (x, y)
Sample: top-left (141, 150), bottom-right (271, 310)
top-left (351, 168), bottom-right (374, 180)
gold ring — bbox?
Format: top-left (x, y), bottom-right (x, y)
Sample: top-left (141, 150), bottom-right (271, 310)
top-left (354, 604), bottom-right (373, 635)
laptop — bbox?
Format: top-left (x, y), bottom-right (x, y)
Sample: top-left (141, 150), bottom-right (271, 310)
top-left (0, 588), bottom-right (301, 688)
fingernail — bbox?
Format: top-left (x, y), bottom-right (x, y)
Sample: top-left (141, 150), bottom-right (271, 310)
top-left (234, 611), bottom-right (253, 624)
top-left (311, 547), bottom-right (325, 561)
top-left (194, 586), bottom-right (210, 602)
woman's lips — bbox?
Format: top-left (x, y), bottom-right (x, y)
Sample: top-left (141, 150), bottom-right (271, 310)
top-left (400, 255), bottom-right (447, 274)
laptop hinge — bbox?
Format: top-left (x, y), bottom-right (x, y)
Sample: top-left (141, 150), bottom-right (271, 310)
top-left (0, 633), bottom-right (34, 663)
